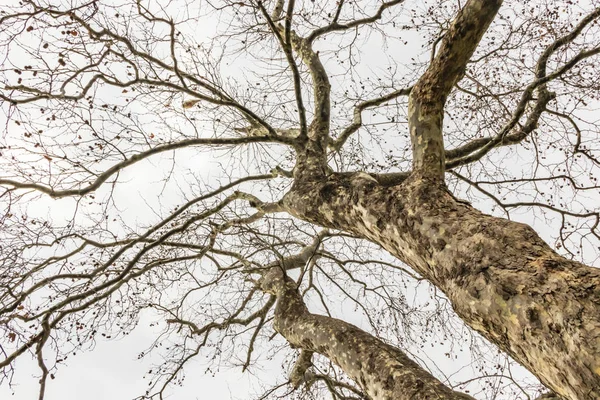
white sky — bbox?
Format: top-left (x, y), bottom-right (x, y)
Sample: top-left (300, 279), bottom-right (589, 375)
top-left (1, 0), bottom-right (599, 399)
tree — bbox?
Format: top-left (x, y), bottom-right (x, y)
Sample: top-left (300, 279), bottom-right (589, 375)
top-left (0, 0), bottom-right (599, 399)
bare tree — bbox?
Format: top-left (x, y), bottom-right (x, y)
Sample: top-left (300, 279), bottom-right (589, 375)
top-left (1, 0), bottom-right (599, 399)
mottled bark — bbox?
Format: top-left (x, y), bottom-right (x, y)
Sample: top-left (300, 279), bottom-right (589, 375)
top-left (282, 172), bottom-right (600, 400)
top-left (409, 0), bottom-right (502, 178)
top-left (281, 0), bottom-right (600, 397)
top-left (260, 267), bottom-right (475, 400)
top-left (289, 350), bottom-right (315, 389)
top-left (535, 393), bottom-right (562, 400)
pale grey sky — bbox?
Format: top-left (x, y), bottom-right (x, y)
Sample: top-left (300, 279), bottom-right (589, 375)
top-left (1, 0), bottom-right (599, 399)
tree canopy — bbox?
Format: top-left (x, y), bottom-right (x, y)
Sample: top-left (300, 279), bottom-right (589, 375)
top-left (1, 0), bottom-right (599, 399)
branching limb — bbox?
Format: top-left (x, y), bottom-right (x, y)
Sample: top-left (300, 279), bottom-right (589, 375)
top-left (331, 86), bottom-right (412, 152)
top-left (290, 350), bottom-right (314, 389)
top-left (307, 0), bottom-right (405, 44)
top-left (257, 1), bottom-right (308, 141)
top-left (445, 7), bottom-right (600, 169)
top-left (248, 231), bottom-right (472, 399)
top-left (0, 143), bottom-right (280, 198)
top-left (255, 2), bottom-right (333, 174)
top-left (258, 267), bottom-right (474, 399)
top-left (408, 0), bottom-right (502, 178)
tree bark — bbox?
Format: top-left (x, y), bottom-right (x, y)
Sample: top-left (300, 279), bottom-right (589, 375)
top-left (408, 0), bottom-right (502, 179)
top-left (260, 267), bottom-right (475, 400)
top-left (282, 0), bottom-right (600, 397)
top-left (282, 172), bottom-right (600, 400)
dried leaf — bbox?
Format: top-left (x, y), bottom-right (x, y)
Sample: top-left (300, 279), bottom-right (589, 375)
top-left (182, 99), bottom-right (200, 109)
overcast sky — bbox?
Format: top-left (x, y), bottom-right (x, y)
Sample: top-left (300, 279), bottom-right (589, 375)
top-left (2, 0), bottom-right (598, 399)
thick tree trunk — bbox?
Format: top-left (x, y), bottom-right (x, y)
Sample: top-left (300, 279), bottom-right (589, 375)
top-left (283, 172), bottom-right (600, 400)
top-left (259, 267), bottom-right (475, 400)
top-left (278, 0), bottom-right (600, 397)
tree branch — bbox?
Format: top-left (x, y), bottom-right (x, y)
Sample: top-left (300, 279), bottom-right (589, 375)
top-left (331, 86), bottom-right (412, 152)
top-left (0, 138), bottom-right (281, 198)
top-left (289, 349), bottom-right (314, 389)
top-left (257, 1), bottom-right (308, 140)
top-left (259, 267), bottom-right (474, 400)
top-left (307, 0), bottom-right (405, 44)
top-left (445, 7), bottom-right (600, 169)
top-left (1, 2), bottom-right (282, 139)
top-left (408, 0), bottom-right (502, 178)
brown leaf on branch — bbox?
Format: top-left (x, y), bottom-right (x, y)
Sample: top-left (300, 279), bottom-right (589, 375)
top-left (182, 99), bottom-right (200, 109)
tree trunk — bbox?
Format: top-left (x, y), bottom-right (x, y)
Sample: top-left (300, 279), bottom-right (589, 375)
top-left (259, 267), bottom-right (475, 400)
top-left (283, 172), bottom-right (600, 400)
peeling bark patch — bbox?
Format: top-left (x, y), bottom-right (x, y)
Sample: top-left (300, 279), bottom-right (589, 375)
top-left (543, 259), bottom-right (565, 271)
top-left (319, 182), bottom-right (337, 202)
top-left (497, 283), bottom-right (518, 301)
top-left (527, 308), bottom-right (540, 324)
top-left (384, 374), bottom-right (394, 390)
top-left (435, 238), bottom-right (447, 251)
top-left (548, 322), bottom-right (562, 334)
